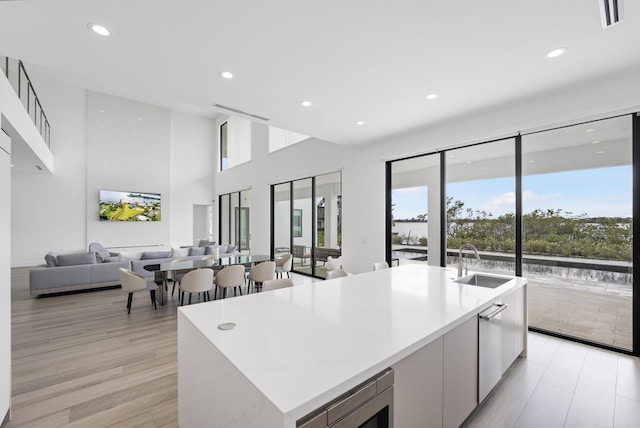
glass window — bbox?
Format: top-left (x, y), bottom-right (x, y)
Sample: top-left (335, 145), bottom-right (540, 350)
top-left (219, 116), bottom-right (251, 171)
top-left (445, 138), bottom-right (516, 277)
top-left (219, 189), bottom-right (251, 252)
top-left (390, 154), bottom-right (439, 265)
top-left (272, 172), bottom-right (342, 278)
top-left (269, 126), bottom-right (310, 152)
top-left (314, 172), bottom-right (342, 278)
top-left (220, 122), bottom-right (228, 171)
top-left (523, 116), bottom-right (632, 351)
top-left (273, 183), bottom-right (291, 257)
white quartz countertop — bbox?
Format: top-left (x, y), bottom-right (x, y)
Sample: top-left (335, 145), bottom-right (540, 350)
top-left (178, 264), bottom-right (527, 423)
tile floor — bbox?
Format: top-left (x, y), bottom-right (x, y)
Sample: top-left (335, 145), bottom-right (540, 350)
top-left (465, 332), bottom-right (640, 428)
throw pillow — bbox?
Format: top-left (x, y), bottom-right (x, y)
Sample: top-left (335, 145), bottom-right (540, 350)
top-left (198, 239), bottom-right (216, 247)
top-left (218, 245), bottom-right (228, 254)
top-left (141, 251), bottom-right (172, 260)
top-left (44, 251), bottom-right (57, 267)
top-left (118, 251), bottom-right (144, 261)
top-left (226, 245), bottom-right (237, 253)
top-left (205, 245), bottom-right (218, 255)
top-left (56, 251), bottom-right (97, 267)
top-left (188, 246), bottom-right (206, 256)
top-left (171, 247), bottom-right (190, 258)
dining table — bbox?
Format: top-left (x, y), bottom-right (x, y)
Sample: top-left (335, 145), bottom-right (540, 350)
top-left (144, 254), bottom-right (271, 305)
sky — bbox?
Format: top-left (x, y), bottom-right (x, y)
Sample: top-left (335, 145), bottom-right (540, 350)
top-left (392, 165), bottom-right (632, 220)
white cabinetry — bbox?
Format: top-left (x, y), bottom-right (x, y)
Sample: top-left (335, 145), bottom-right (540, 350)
top-left (392, 316), bottom-right (478, 428)
top-left (393, 337), bottom-right (443, 427)
top-left (501, 285), bottom-right (526, 374)
top-left (443, 316), bottom-right (478, 428)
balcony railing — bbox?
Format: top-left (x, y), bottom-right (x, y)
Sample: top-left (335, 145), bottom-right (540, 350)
top-left (1, 56), bottom-right (51, 147)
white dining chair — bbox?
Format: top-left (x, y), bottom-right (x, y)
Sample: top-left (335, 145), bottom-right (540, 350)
top-left (262, 278), bottom-right (294, 291)
top-left (373, 261), bottom-right (390, 271)
top-left (214, 265), bottom-right (246, 299)
top-left (325, 269), bottom-right (348, 280)
top-left (179, 268), bottom-right (214, 305)
top-left (247, 261), bottom-right (276, 293)
top-left (119, 268), bottom-right (158, 314)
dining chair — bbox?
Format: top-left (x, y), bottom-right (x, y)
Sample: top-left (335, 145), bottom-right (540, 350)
top-left (373, 261), bottom-right (390, 271)
top-left (214, 265), bottom-right (246, 299)
top-left (325, 269), bottom-right (348, 280)
top-left (179, 268), bottom-right (214, 305)
top-left (119, 268), bottom-right (158, 314)
top-left (262, 278), bottom-right (294, 292)
top-left (275, 253), bottom-right (293, 278)
top-left (170, 257), bottom-right (192, 296)
top-left (247, 261), bottom-right (276, 293)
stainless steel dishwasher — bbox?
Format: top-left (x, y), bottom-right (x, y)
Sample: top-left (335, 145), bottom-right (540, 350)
top-left (478, 302), bottom-right (508, 403)
top-left (297, 368), bottom-right (394, 428)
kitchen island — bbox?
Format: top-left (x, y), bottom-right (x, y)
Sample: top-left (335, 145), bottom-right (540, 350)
top-left (178, 264), bottom-right (527, 427)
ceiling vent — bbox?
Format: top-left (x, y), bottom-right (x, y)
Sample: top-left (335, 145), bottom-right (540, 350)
top-left (212, 104), bottom-right (269, 122)
top-left (600, 0), bottom-right (623, 28)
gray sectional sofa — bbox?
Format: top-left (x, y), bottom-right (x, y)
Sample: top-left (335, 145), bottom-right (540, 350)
top-left (29, 243), bottom-right (241, 296)
top-left (29, 251), bottom-right (131, 296)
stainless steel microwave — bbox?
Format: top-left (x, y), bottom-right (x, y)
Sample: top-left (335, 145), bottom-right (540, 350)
top-left (297, 368), bottom-right (394, 428)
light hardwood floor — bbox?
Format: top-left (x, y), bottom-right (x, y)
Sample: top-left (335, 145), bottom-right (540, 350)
top-left (8, 267), bottom-right (640, 427)
top-left (9, 267), bottom-right (179, 428)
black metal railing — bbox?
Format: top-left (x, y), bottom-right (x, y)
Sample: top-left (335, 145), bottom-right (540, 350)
top-left (1, 55), bottom-right (51, 147)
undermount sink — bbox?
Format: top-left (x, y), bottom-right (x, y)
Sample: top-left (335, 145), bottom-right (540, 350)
top-left (454, 273), bottom-right (511, 289)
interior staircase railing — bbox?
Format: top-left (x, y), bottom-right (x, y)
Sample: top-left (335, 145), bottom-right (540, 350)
top-left (1, 55), bottom-right (51, 148)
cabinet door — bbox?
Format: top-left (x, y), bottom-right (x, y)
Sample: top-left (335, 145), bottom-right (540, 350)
top-left (501, 293), bottom-right (515, 374)
top-left (443, 316), bottom-right (478, 428)
top-left (392, 337), bottom-right (443, 428)
top-left (513, 285), bottom-right (526, 358)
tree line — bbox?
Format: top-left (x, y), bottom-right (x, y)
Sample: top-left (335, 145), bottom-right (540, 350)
top-left (396, 198), bottom-right (632, 262)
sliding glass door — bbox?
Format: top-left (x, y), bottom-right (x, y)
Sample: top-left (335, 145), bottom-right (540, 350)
top-left (445, 138), bottom-right (516, 277)
top-left (386, 113), bottom-right (636, 354)
top-left (219, 189), bottom-right (251, 252)
top-left (522, 116), bottom-right (632, 350)
top-left (271, 172), bottom-right (342, 278)
top-left (389, 154), bottom-right (439, 265)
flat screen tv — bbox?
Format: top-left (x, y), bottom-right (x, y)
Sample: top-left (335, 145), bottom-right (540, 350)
top-left (99, 190), bottom-right (161, 222)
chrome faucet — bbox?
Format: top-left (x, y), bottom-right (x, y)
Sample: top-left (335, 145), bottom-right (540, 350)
top-left (458, 244), bottom-right (480, 277)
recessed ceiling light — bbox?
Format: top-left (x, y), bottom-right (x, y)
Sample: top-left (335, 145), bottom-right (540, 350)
top-left (356, 121), bottom-right (364, 126)
top-left (596, 151), bottom-right (605, 154)
top-left (528, 160), bottom-right (535, 163)
top-left (301, 100), bottom-right (312, 107)
top-left (425, 94), bottom-right (438, 100)
top-left (88, 23), bottom-right (110, 37)
top-left (591, 140), bottom-right (600, 144)
top-left (221, 71), bottom-right (233, 79)
top-left (466, 161), bottom-right (472, 164)
top-left (585, 128), bottom-right (595, 132)
top-left (546, 48), bottom-right (567, 58)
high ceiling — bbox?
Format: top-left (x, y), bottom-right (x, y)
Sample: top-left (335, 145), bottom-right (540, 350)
top-left (0, 0), bottom-right (638, 146)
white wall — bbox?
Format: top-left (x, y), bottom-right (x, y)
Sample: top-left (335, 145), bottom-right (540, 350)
top-left (86, 91), bottom-right (171, 248)
top-left (11, 78), bottom-right (87, 266)
top-left (11, 84), bottom-right (217, 265)
top-left (214, 120), bottom-right (352, 258)
top-left (170, 111), bottom-right (216, 247)
top-left (0, 130), bottom-right (11, 423)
